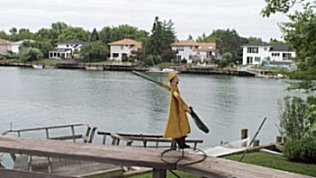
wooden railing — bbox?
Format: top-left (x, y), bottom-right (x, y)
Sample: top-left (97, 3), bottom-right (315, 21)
top-left (2, 123), bottom-right (97, 143)
top-left (97, 131), bottom-right (203, 150)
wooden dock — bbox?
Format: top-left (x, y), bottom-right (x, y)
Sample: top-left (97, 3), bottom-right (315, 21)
top-left (0, 135), bottom-right (312, 178)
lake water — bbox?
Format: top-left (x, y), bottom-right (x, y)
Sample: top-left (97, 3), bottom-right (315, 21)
top-left (0, 67), bottom-right (303, 148)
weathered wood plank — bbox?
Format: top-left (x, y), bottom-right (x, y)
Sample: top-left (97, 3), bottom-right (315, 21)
top-left (0, 135), bottom-right (177, 170)
top-left (0, 136), bottom-right (312, 178)
top-left (0, 168), bottom-right (76, 178)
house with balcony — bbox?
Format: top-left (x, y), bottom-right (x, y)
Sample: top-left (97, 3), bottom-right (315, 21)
top-left (49, 39), bottom-right (86, 59)
top-left (0, 39), bottom-right (12, 56)
top-left (108, 39), bottom-right (142, 61)
top-left (242, 41), bottom-right (296, 65)
top-left (171, 40), bottom-right (218, 64)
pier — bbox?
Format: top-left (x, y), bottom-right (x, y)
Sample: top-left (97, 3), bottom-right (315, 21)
top-left (0, 135), bottom-right (312, 178)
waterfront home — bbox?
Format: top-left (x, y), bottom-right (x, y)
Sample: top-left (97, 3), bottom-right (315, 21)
top-left (0, 38), bottom-right (12, 56)
top-left (49, 39), bottom-right (86, 59)
top-left (171, 40), bottom-right (218, 64)
top-left (242, 41), bottom-right (296, 65)
top-left (108, 38), bottom-right (142, 61)
top-left (11, 39), bottom-right (34, 54)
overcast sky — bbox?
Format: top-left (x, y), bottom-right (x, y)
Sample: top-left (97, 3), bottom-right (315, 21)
top-left (0, 0), bottom-right (289, 41)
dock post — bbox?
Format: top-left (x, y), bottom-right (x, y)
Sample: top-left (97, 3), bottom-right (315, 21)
top-left (253, 139), bottom-right (260, 147)
top-left (276, 136), bottom-right (282, 143)
top-left (241, 129), bottom-right (248, 147)
top-left (153, 168), bottom-right (166, 178)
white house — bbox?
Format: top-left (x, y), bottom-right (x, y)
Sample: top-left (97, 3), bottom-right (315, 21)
top-left (242, 41), bottom-right (296, 65)
top-left (0, 38), bottom-right (12, 56)
top-left (171, 40), bottom-right (218, 64)
top-left (11, 39), bottom-right (34, 54)
top-left (108, 39), bottom-right (142, 61)
top-left (49, 39), bottom-right (86, 59)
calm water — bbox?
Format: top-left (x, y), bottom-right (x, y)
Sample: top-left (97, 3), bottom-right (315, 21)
top-left (0, 67), bottom-right (303, 148)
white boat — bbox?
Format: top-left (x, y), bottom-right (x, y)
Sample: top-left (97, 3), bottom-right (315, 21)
top-left (148, 67), bottom-right (179, 73)
top-left (32, 64), bottom-right (44, 69)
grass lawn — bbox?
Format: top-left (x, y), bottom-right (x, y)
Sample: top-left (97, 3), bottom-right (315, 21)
top-left (127, 170), bottom-right (200, 178)
top-left (224, 152), bottom-right (316, 177)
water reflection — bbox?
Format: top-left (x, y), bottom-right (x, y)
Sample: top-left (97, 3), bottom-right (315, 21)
top-left (0, 67), bottom-right (304, 148)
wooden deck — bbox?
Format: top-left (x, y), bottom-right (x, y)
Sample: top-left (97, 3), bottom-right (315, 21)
top-left (0, 135), bottom-right (312, 178)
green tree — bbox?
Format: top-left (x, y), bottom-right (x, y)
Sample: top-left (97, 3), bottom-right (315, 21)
top-left (18, 28), bottom-right (34, 40)
top-left (19, 47), bottom-right (43, 62)
top-left (187, 34), bottom-right (193, 40)
top-left (279, 96), bottom-right (316, 141)
top-left (261, 0), bottom-right (315, 17)
top-left (58, 27), bottom-right (89, 42)
top-left (90, 28), bottom-right (100, 41)
top-left (99, 26), bottom-right (112, 45)
top-left (146, 16), bottom-right (176, 61)
top-left (219, 52), bottom-right (234, 68)
top-left (9, 27), bottom-right (18, 41)
top-left (21, 40), bottom-right (53, 58)
top-left (262, 0), bottom-right (316, 91)
top-left (51, 21), bottom-right (68, 34)
top-left (0, 30), bottom-right (8, 39)
top-left (80, 41), bottom-right (109, 62)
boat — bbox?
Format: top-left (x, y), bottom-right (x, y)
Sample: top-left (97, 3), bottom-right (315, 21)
top-left (32, 64), bottom-right (44, 69)
top-left (147, 67), bottom-right (179, 74)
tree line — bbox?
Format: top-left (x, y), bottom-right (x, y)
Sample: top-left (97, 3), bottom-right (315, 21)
top-left (262, 0), bottom-right (316, 163)
top-left (0, 17), bottom-right (274, 65)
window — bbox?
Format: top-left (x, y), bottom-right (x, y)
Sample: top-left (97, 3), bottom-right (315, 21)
top-left (282, 53), bottom-right (292, 60)
top-left (121, 45), bottom-right (124, 50)
top-left (254, 57), bottom-right (261, 62)
top-left (247, 47), bottom-right (258, 53)
top-left (247, 56), bottom-right (253, 64)
top-left (113, 53), bottom-right (119, 58)
top-left (177, 46), bottom-right (184, 51)
top-left (272, 53), bottom-right (280, 57)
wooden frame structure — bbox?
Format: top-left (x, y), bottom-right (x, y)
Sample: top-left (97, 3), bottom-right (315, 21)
top-left (0, 135), bottom-right (312, 178)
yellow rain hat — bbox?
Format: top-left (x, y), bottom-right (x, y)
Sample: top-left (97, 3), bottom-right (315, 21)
top-left (167, 71), bottom-right (177, 81)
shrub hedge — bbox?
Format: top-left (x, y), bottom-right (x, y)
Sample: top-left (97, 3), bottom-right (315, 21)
top-left (284, 137), bottom-right (316, 163)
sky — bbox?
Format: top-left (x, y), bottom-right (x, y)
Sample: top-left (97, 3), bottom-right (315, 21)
top-left (0, 0), bottom-right (289, 41)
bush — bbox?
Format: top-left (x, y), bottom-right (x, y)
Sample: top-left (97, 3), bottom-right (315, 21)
top-left (19, 47), bottom-right (43, 62)
top-left (278, 96), bottom-right (316, 141)
top-left (284, 137), bottom-right (316, 163)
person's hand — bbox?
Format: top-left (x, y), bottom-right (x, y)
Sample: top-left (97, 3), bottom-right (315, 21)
top-left (185, 107), bottom-right (192, 113)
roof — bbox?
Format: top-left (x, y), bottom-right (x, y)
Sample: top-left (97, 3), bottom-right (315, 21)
top-left (0, 39), bottom-right (11, 45)
top-left (11, 39), bottom-right (34, 45)
top-left (270, 44), bottom-right (291, 52)
top-left (59, 39), bottom-right (86, 45)
top-left (243, 41), bottom-right (270, 47)
top-left (171, 40), bottom-right (216, 51)
top-left (108, 39), bottom-right (142, 49)
top-left (243, 41), bottom-right (293, 52)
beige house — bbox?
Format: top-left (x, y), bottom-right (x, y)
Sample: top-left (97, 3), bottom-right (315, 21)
top-left (171, 40), bottom-right (218, 63)
top-left (108, 39), bottom-right (142, 61)
top-left (0, 39), bottom-right (12, 56)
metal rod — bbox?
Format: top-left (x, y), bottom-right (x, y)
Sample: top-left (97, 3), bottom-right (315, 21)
top-left (239, 117), bottom-right (267, 162)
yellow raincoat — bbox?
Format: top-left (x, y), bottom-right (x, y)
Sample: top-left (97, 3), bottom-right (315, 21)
top-left (163, 84), bottom-right (191, 138)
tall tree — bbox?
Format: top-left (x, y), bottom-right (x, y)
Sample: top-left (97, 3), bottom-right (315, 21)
top-left (18, 28), bottom-right (34, 40)
top-left (187, 34), bottom-right (193, 40)
top-left (80, 41), bottom-right (109, 62)
top-left (51, 22), bottom-right (68, 34)
top-left (262, 0), bottom-right (316, 91)
top-left (146, 16), bottom-right (164, 56)
top-left (90, 28), bottom-right (100, 41)
top-left (99, 26), bottom-right (112, 44)
top-left (145, 16), bottom-right (176, 62)
top-left (57, 27), bottom-right (89, 42)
